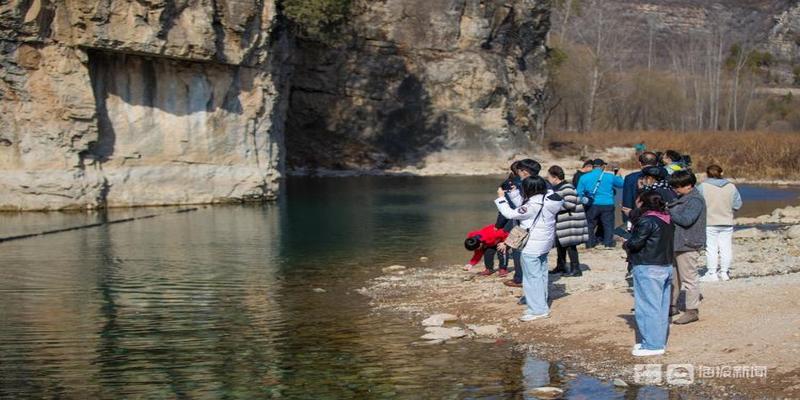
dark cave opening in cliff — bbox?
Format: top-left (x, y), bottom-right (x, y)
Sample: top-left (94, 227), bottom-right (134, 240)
top-left (284, 41), bottom-right (449, 172)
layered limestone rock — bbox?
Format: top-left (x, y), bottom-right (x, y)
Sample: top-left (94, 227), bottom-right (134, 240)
top-left (0, 0), bottom-right (289, 210)
top-left (286, 0), bottom-right (550, 172)
top-left (768, 2), bottom-right (800, 62)
top-left (1, 0), bottom-right (553, 207)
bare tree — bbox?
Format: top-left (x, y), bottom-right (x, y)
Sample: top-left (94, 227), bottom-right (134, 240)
top-left (704, 28), bottom-right (722, 130)
top-left (552, 0), bottom-right (583, 42)
top-left (726, 41), bottom-right (755, 131)
top-left (572, 0), bottom-right (631, 132)
top-left (544, 1), bottom-right (778, 134)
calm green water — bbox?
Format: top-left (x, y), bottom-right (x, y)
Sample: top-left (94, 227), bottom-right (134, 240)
top-left (1, 176), bottom-right (797, 398)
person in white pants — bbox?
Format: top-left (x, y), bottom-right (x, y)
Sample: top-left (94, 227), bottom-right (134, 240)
top-left (697, 165), bottom-right (742, 281)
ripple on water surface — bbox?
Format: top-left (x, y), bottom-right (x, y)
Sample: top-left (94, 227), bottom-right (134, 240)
top-left (0, 177), bottom-right (721, 397)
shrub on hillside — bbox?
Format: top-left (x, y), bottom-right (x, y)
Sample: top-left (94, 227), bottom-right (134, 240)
top-left (282, 0), bottom-right (351, 43)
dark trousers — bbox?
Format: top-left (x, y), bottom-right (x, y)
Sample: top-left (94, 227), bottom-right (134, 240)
top-left (586, 205), bottom-right (615, 247)
top-left (556, 238), bottom-right (579, 268)
top-left (484, 247), bottom-right (508, 270)
top-left (512, 249), bottom-right (522, 283)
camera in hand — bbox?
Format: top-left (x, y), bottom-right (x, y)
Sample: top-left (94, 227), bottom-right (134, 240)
top-left (501, 179), bottom-right (515, 191)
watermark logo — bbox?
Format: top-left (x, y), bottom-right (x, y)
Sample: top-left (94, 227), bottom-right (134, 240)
top-left (666, 364), bottom-right (695, 385)
top-left (633, 364), bottom-right (662, 385)
top-left (634, 364), bottom-right (767, 385)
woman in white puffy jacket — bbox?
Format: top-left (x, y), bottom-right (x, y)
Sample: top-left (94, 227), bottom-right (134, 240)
top-left (495, 176), bottom-right (564, 321)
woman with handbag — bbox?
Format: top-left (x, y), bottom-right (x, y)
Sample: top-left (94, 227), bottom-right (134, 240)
top-left (497, 159), bottom-right (541, 288)
top-left (495, 176), bottom-right (564, 322)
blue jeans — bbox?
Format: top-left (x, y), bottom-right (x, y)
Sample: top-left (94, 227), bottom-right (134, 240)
top-left (633, 264), bottom-right (673, 350)
top-left (521, 253), bottom-right (550, 315)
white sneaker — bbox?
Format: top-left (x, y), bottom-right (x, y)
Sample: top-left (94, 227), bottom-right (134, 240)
top-left (699, 273), bottom-right (719, 282)
top-left (720, 271), bottom-right (730, 281)
top-left (633, 343), bottom-right (642, 351)
top-left (632, 348), bottom-right (665, 357)
top-left (520, 313), bottom-right (551, 322)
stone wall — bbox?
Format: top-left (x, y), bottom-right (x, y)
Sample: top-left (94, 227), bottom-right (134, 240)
top-left (0, 0), bottom-right (289, 210)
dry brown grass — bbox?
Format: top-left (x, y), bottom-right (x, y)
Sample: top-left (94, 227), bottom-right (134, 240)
top-left (546, 131), bottom-right (800, 180)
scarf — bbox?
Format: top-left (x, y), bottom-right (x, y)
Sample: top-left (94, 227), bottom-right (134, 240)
top-left (643, 210), bottom-right (671, 224)
top-left (642, 179), bottom-right (671, 192)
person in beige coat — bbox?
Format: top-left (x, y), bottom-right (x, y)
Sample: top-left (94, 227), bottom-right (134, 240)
top-left (697, 165), bottom-right (742, 282)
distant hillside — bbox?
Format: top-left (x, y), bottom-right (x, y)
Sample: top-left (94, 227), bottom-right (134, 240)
top-left (546, 0), bottom-right (800, 132)
top-left (553, 0), bottom-right (799, 85)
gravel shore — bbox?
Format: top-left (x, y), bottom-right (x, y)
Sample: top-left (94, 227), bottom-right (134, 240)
top-left (361, 209), bottom-right (800, 398)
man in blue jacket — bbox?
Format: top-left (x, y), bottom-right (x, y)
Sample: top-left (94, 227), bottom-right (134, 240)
top-left (622, 152), bottom-right (659, 224)
top-left (577, 159), bottom-right (624, 248)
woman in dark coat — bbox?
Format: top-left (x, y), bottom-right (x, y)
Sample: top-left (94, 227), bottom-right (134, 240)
top-left (546, 166), bottom-right (589, 277)
top-left (623, 190), bottom-right (675, 357)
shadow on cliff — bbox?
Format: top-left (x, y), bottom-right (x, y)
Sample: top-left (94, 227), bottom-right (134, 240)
top-left (285, 40), bottom-right (447, 172)
top-left (84, 49), bottom-right (252, 164)
top-left (377, 74), bottom-right (448, 166)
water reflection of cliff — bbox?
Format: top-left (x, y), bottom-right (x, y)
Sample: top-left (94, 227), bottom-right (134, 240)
top-left (0, 206), bottom-right (286, 397)
top-left (0, 177), bottom-right (684, 397)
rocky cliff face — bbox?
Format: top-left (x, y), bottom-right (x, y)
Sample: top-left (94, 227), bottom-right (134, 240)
top-left (0, 0), bottom-right (289, 210)
top-left (768, 2), bottom-right (800, 63)
top-left (1, 0), bottom-right (550, 209)
top-left (286, 0), bottom-right (550, 172)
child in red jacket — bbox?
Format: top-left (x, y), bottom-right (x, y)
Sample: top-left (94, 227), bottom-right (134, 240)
top-left (464, 224), bottom-right (510, 276)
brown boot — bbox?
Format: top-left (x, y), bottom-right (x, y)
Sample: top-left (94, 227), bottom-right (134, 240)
top-left (669, 306), bottom-right (680, 317)
top-left (673, 309), bottom-right (699, 325)
top-left (503, 280), bottom-right (522, 288)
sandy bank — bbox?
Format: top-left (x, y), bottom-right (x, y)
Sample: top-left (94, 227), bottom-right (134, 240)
top-left (288, 148), bottom-right (800, 188)
top-left (362, 218), bottom-right (800, 398)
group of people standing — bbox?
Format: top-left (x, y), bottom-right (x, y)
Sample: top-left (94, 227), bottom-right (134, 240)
top-left (463, 160), bottom-right (590, 283)
top-left (463, 159), bottom-right (591, 322)
top-left (623, 151), bottom-right (742, 356)
top-left (462, 150), bottom-right (743, 357)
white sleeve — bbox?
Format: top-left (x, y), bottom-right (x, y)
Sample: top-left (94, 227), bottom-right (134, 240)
top-left (495, 197), bottom-right (542, 220)
top-left (507, 189), bottom-right (523, 208)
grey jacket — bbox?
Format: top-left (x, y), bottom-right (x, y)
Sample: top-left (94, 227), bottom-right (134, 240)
top-left (667, 187), bottom-right (707, 252)
top-left (553, 182), bottom-right (589, 247)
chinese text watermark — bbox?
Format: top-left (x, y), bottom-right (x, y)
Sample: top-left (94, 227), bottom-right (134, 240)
top-left (634, 364), bottom-right (768, 385)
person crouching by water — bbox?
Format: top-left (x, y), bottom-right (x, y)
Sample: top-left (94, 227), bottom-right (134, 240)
top-left (495, 176), bottom-right (564, 321)
top-left (463, 224), bottom-right (510, 276)
top-left (623, 191), bottom-right (675, 356)
top-left (546, 165), bottom-right (589, 277)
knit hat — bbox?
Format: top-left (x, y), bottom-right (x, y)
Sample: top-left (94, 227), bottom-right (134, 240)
top-left (641, 166), bottom-right (666, 179)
